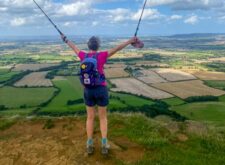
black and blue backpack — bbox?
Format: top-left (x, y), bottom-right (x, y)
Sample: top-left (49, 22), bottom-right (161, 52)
top-left (79, 53), bottom-right (105, 88)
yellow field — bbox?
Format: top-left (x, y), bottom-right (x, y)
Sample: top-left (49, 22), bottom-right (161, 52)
top-left (136, 70), bottom-right (168, 84)
top-left (14, 72), bottom-right (52, 87)
top-left (13, 63), bottom-right (59, 71)
top-left (152, 68), bottom-right (197, 82)
top-left (105, 63), bottom-right (126, 69)
top-left (105, 68), bottom-right (129, 78)
top-left (152, 80), bottom-right (225, 99)
top-left (192, 71), bottom-right (225, 80)
top-left (110, 78), bottom-right (173, 99)
top-left (135, 61), bottom-right (169, 67)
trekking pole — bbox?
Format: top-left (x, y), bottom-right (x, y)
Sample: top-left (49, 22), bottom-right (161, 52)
top-left (33, 0), bottom-right (63, 35)
top-left (132, 0), bottom-right (148, 48)
top-left (134, 0), bottom-right (148, 37)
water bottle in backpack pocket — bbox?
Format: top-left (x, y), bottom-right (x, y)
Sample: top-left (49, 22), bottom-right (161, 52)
top-left (79, 53), bottom-right (105, 88)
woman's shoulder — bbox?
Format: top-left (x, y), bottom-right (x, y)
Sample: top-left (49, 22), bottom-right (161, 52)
top-left (98, 51), bottom-right (108, 56)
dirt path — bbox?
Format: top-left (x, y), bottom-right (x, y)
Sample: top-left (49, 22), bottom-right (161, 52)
top-left (0, 118), bottom-right (145, 165)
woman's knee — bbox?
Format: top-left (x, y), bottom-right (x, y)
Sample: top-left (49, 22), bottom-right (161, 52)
top-left (98, 108), bottom-right (107, 120)
top-left (86, 107), bottom-right (95, 120)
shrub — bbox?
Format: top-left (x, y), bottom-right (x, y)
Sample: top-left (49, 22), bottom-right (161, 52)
top-left (43, 119), bottom-right (55, 129)
top-left (185, 96), bottom-right (219, 103)
top-left (67, 99), bottom-right (84, 105)
top-left (20, 104), bottom-right (27, 109)
top-left (0, 105), bottom-right (7, 111)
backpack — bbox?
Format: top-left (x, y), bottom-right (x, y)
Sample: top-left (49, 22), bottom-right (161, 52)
top-left (79, 53), bottom-right (105, 88)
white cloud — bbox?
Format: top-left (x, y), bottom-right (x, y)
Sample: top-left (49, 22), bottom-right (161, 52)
top-left (10, 17), bottom-right (26, 26)
top-left (92, 21), bottom-right (99, 26)
top-left (57, 1), bottom-right (91, 16)
top-left (108, 8), bottom-right (130, 22)
top-left (184, 15), bottom-right (198, 25)
top-left (147, 0), bottom-right (225, 11)
top-left (0, 7), bottom-right (8, 11)
top-left (147, 0), bottom-right (176, 7)
top-left (107, 8), bottom-right (162, 23)
top-left (63, 21), bottom-right (78, 27)
top-left (170, 14), bottom-right (183, 20)
top-left (132, 9), bottom-right (162, 20)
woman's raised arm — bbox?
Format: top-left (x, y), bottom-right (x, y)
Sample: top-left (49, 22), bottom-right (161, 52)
top-left (108, 37), bottom-right (138, 58)
top-left (61, 34), bottom-right (80, 55)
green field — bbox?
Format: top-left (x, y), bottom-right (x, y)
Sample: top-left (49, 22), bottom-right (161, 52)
top-left (0, 69), bottom-right (9, 74)
top-left (35, 54), bottom-right (76, 62)
top-left (40, 76), bottom-right (84, 113)
top-left (0, 87), bottom-right (57, 108)
top-left (162, 97), bottom-right (186, 106)
top-left (171, 95), bottom-right (225, 125)
top-left (110, 92), bottom-right (155, 107)
top-left (0, 108), bottom-right (35, 116)
top-left (0, 71), bottom-right (20, 83)
top-left (204, 80), bottom-right (225, 90)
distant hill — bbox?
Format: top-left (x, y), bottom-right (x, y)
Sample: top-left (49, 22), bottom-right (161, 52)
top-left (168, 33), bottom-right (225, 38)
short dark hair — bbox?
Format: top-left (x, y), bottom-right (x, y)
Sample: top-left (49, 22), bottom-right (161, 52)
top-left (87, 36), bottom-right (100, 51)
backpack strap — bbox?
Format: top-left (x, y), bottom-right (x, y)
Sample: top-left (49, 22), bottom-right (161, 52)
top-left (84, 54), bottom-right (89, 59)
top-left (84, 53), bottom-right (99, 59)
top-left (92, 53), bottom-right (99, 59)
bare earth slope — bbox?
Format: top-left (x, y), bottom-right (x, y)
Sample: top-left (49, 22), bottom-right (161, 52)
top-left (0, 118), bottom-right (144, 165)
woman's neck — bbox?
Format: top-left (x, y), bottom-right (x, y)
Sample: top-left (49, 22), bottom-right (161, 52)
top-left (89, 50), bottom-right (97, 53)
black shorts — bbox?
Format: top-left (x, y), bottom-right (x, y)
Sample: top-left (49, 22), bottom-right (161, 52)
top-left (84, 86), bottom-right (109, 107)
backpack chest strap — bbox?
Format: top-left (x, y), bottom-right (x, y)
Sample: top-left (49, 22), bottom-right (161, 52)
top-left (84, 53), bottom-right (99, 59)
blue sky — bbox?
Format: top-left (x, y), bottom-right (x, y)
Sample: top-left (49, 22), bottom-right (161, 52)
top-left (1, 0), bottom-right (225, 36)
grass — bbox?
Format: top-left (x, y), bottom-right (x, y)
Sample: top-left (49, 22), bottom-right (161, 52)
top-left (162, 97), bottom-right (186, 106)
top-left (0, 69), bottom-right (10, 74)
top-left (40, 77), bottom-right (155, 114)
top-left (219, 95), bottom-right (225, 102)
top-left (110, 92), bottom-right (155, 107)
top-left (0, 108), bottom-right (35, 116)
top-left (109, 114), bottom-right (225, 165)
top-left (0, 71), bottom-right (21, 83)
top-left (110, 114), bottom-right (169, 148)
top-left (171, 102), bottom-right (225, 125)
top-left (0, 119), bottom-right (16, 131)
top-left (204, 80), bottom-right (225, 90)
top-left (109, 99), bottom-right (127, 109)
top-left (0, 87), bottom-right (57, 108)
top-left (40, 76), bottom-right (85, 113)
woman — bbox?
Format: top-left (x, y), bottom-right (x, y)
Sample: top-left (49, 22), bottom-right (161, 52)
top-left (61, 34), bottom-right (139, 155)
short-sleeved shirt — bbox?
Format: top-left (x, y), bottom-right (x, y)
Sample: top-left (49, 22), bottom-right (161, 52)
top-left (78, 51), bottom-right (108, 86)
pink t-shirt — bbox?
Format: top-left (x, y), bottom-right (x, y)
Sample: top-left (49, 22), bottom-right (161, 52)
top-left (78, 51), bottom-right (108, 86)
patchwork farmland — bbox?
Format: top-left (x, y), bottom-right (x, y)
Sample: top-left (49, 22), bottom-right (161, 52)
top-left (14, 72), bottom-right (53, 87)
top-left (105, 67), bottom-right (129, 78)
top-left (152, 68), bottom-right (197, 82)
top-left (135, 70), bottom-right (168, 84)
top-left (110, 78), bottom-right (173, 99)
top-left (152, 80), bottom-right (225, 99)
top-left (13, 63), bottom-right (59, 71)
top-left (192, 71), bottom-right (225, 80)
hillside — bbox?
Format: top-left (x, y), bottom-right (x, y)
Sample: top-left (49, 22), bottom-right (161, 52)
top-left (0, 114), bottom-right (224, 165)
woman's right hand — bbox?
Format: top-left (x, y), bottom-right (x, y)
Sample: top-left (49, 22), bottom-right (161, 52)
top-left (129, 36), bottom-right (138, 44)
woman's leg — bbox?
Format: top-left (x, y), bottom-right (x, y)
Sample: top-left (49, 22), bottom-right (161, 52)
top-left (86, 106), bottom-right (96, 140)
top-left (98, 106), bottom-right (108, 139)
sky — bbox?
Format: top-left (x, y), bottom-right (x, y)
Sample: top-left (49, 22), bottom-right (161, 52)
top-left (1, 0), bottom-right (225, 37)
